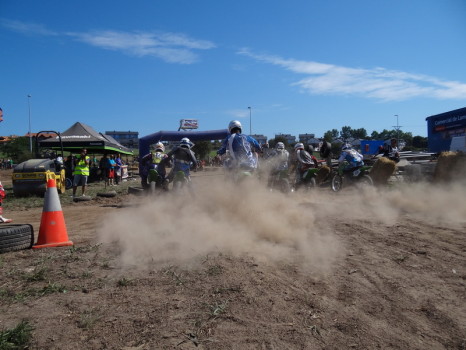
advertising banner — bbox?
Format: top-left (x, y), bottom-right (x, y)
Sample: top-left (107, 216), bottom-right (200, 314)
top-left (180, 119), bottom-right (199, 130)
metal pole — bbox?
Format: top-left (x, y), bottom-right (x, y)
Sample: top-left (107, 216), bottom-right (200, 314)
top-left (248, 106), bottom-right (252, 135)
top-left (394, 114), bottom-right (400, 145)
top-left (27, 94), bottom-right (32, 154)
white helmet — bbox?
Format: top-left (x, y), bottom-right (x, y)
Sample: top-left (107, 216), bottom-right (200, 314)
top-left (276, 142), bottom-right (285, 150)
top-left (180, 137), bottom-right (192, 149)
top-left (228, 120), bottom-right (242, 133)
top-left (294, 143), bottom-right (304, 151)
top-left (341, 143), bottom-right (351, 151)
top-left (154, 142), bottom-right (165, 152)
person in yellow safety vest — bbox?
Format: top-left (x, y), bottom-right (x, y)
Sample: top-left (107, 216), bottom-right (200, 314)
top-left (72, 148), bottom-right (90, 198)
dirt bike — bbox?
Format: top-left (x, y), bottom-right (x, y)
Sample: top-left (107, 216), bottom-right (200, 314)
top-left (269, 169), bottom-right (291, 193)
top-left (331, 164), bottom-right (373, 192)
top-left (293, 167), bottom-right (321, 191)
top-left (172, 170), bottom-right (189, 191)
top-left (148, 167), bottom-right (168, 194)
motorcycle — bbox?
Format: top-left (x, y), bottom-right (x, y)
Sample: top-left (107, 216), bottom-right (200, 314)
top-left (148, 166), bottom-right (168, 194)
top-left (172, 170), bottom-right (189, 191)
top-left (293, 167), bottom-right (329, 191)
top-left (331, 164), bottom-right (373, 192)
top-left (269, 169), bottom-right (291, 193)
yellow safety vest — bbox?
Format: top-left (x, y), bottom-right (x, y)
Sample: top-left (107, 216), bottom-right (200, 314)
top-left (73, 156), bottom-right (90, 176)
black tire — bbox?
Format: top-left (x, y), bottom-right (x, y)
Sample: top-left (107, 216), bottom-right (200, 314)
top-left (279, 179), bottom-right (291, 194)
top-left (65, 177), bottom-right (73, 190)
top-left (97, 191), bottom-right (117, 198)
top-left (128, 186), bottom-right (145, 196)
top-left (356, 175), bottom-right (374, 189)
top-left (307, 177), bottom-right (317, 189)
top-left (173, 179), bottom-right (183, 191)
top-left (331, 174), bottom-right (343, 192)
top-left (0, 224), bottom-right (34, 254)
top-left (73, 195), bottom-right (92, 202)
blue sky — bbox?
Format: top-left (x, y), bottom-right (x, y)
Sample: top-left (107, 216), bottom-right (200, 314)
top-left (1, 0), bottom-right (465, 141)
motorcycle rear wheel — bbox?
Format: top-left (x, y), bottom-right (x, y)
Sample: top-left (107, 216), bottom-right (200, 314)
top-left (356, 175), bottom-right (374, 189)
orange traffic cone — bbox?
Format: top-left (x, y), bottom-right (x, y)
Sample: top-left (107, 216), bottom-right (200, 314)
top-left (33, 178), bottom-right (73, 249)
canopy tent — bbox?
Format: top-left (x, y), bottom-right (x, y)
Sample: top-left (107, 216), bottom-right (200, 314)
top-left (39, 122), bottom-right (133, 155)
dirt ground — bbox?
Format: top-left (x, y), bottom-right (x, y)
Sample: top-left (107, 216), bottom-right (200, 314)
top-left (0, 168), bottom-right (465, 350)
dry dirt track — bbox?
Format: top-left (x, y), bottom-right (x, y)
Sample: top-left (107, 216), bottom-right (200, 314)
top-left (0, 169), bottom-right (465, 350)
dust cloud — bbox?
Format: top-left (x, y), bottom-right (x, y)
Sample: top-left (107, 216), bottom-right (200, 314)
top-left (98, 176), bottom-right (340, 272)
top-left (98, 173), bottom-right (466, 271)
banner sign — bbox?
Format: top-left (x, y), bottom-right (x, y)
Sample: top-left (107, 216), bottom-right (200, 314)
top-left (180, 119), bottom-right (198, 130)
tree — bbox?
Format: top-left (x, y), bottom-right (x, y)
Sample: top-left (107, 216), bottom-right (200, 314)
top-left (323, 129), bottom-right (339, 142)
top-left (0, 137), bottom-right (31, 163)
top-left (269, 135), bottom-right (289, 149)
top-left (352, 128), bottom-right (368, 139)
top-left (192, 140), bottom-right (212, 160)
top-left (412, 136), bottom-right (428, 149)
top-left (371, 130), bottom-right (380, 139)
top-left (340, 126), bottom-right (353, 140)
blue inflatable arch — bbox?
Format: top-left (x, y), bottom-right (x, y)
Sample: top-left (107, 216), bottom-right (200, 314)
top-left (138, 129), bottom-right (229, 169)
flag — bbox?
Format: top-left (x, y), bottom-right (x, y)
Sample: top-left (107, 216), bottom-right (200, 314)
top-left (0, 108), bottom-right (3, 122)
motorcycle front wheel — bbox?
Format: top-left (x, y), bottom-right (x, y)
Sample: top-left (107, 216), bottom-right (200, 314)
top-left (331, 174), bottom-right (343, 192)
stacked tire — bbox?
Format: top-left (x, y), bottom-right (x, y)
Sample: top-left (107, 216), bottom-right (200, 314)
top-left (0, 224), bottom-right (34, 254)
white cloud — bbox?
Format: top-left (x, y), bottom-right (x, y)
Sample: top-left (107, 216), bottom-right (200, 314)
top-left (238, 48), bottom-right (466, 101)
top-left (1, 19), bottom-right (215, 64)
top-left (1, 18), bottom-right (57, 36)
top-left (67, 30), bottom-right (215, 64)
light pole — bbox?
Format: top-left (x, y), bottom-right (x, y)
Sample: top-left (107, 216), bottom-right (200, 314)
top-left (393, 114), bottom-right (402, 146)
top-left (27, 94), bottom-right (32, 154)
top-left (248, 106), bottom-right (252, 135)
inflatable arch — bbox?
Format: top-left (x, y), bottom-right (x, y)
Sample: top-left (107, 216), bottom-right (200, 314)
top-left (138, 129), bottom-right (229, 170)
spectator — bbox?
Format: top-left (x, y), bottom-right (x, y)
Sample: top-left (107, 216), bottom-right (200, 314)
top-left (114, 153), bottom-right (123, 185)
top-left (0, 181), bottom-right (12, 223)
top-left (72, 148), bottom-right (90, 198)
top-left (108, 155), bottom-right (116, 186)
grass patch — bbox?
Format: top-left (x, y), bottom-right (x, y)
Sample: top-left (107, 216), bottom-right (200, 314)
top-left (116, 277), bottom-right (133, 287)
top-left (205, 265), bottom-right (223, 276)
top-left (23, 267), bottom-right (48, 282)
top-left (0, 320), bottom-right (34, 349)
top-left (77, 309), bottom-right (101, 330)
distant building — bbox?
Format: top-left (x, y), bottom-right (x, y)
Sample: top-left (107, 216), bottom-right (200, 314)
top-left (105, 130), bottom-right (139, 149)
top-left (251, 134), bottom-right (267, 145)
top-left (275, 133), bottom-right (296, 145)
top-left (298, 133), bottom-right (315, 143)
top-left (426, 107), bottom-right (466, 153)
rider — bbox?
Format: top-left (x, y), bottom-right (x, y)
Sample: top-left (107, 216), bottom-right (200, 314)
top-left (217, 120), bottom-right (262, 172)
top-left (338, 144), bottom-right (364, 173)
top-left (166, 137), bottom-right (198, 183)
top-left (140, 142), bottom-right (171, 189)
top-left (267, 142), bottom-right (290, 188)
top-left (380, 138), bottom-right (400, 163)
top-left (290, 143), bottom-right (319, 188)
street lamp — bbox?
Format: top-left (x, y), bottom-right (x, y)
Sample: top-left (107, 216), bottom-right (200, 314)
top-left (27, 94), bottom-right (32, 154)
top-left (248, 106), bottom-right (252, 135)
top-left (393, 114), bottom-right (402, 146)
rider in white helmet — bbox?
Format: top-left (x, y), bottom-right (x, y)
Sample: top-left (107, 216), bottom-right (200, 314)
top-left (267, 141), bottom-right (290, 188)
top-left (140, 141), bottom-right (170, 189)
top-left (271, 142), bottom-right (289, 171)
top-left (217, 120), bottom-right (262, 171)
top-left (166, 136), bottom-right (198, 183)
top-left (338, 143), bottom-right (364, 172)
top-left (290, 142), bottom-right (319, 188)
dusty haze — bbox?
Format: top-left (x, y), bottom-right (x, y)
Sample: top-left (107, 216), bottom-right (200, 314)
top-left (98, 174), bottom-right (466, 273)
